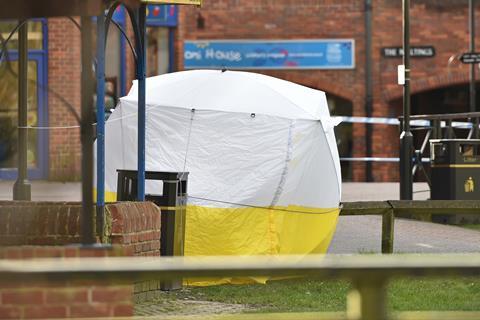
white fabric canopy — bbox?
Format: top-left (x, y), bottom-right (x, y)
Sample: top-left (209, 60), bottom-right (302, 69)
top-left (96, 70), bottom-right (342, 276)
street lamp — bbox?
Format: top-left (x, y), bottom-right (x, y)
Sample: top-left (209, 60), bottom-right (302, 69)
top-left (400, 0), bottom-right (413, 200)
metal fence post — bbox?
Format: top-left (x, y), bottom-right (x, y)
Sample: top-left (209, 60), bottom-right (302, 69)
top-left (96, 13), bottom-right (106, 238)
top-left (136, 4), bottom-right (147, 201)
top-left (400, 0), bottom-right (413, 201)
top-left (80, 15), bottom-right (95, 245)
top-left (381, 208), bottom-right (394, 254)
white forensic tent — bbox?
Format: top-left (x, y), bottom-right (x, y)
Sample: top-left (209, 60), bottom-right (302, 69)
top-left (96, 70), bottom-right (341, 284)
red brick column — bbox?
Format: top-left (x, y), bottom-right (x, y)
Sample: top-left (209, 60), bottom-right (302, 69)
top-left (47, 18), bottom-right (82, 181)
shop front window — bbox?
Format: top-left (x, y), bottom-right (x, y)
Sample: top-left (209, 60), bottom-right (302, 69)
top-left (147, 27), bottom-right (169, 77)
top-left (0, 21), bottom-right (43, 50)
top-left (0, 60), bottom-right (39, 169)
top-left (91, 19), bottom-right (121, 113)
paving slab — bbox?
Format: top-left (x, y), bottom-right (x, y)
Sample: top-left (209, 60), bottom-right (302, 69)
top-left (0, 180), bottom-right (81, 201)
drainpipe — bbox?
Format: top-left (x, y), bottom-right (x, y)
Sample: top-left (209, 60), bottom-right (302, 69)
top-left (365, 0), bottom-right (374, 182)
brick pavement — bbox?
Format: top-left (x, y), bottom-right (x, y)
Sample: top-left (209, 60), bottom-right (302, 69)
top-left (135, 299), bottom-right (251, 318)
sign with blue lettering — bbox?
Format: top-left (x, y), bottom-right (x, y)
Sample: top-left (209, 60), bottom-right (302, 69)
top-left (184, 40), bottom-right (355, 70)
top-left (146, 4), bottom-right (177, 26)
top-left (111, 6), bottom-right (126, 23)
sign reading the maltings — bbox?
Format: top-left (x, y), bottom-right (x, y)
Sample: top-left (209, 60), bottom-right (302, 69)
top-left (184, 40), bottom-right (355, 70)
top-left (382, 46), bottom-right (435, 58)
top-left (460, 52), bottom-right (480, 64)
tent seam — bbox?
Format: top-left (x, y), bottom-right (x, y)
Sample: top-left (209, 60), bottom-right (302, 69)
top-left (270, 120), bottom-right (295, 207)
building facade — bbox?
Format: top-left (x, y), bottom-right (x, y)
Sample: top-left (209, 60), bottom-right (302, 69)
top-left (0, 0), bottom-right (477, 182)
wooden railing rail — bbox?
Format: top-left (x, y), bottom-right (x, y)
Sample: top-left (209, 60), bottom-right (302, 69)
top-left (340, 200), bottom-right (480, 254)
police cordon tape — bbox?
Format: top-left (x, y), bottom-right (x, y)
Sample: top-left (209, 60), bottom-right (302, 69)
top-left (333, 116), bottom-right (476, 163)
top-left (15, 114), bottom-right (473, 163)
top-left (339, 157), bottom-right (430, 163)
top-left (332, 116), bottom-right (475, 128)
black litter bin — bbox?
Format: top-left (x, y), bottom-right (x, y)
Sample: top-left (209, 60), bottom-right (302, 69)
top-left (430, 139), bottom-right (480, 223)
top-left (117, 170), bottom-right (188, 290)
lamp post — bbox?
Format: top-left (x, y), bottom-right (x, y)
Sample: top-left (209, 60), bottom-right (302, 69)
top-left (400, 0), bottom-right (413, 200)
top-left (469, 0), bottom-right (480, 139)
top-left (470, 0), bottom-right (476, 114)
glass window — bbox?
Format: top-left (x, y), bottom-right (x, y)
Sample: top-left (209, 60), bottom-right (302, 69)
top-left (147, 27), bottom-right (169, 77)
top-left (0, 60), bottom-right (39, 169)
top-left (105, 25), bottom-right (121, 100)
top-left (0, 21), bottom-right (44, 51)
top-left (91, 20), bottom-right (121, 105)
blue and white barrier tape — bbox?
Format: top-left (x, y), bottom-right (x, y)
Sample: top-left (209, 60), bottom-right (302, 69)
top-left (332, 116), bottom-right (474, 128)
top-left (340, 157), bottom-right (430, 163)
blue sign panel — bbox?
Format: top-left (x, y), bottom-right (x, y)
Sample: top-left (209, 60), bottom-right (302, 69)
top-left (146, 4), bottom-right (178, 26)
top-left (111, 5), bottom-right (126, 24)
top-left (184, 40), bottom-right (355, 70)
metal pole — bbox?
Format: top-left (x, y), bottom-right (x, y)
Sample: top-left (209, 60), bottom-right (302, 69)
top-left (80, 16), bottom-right (95, 245)
top-left (400, 0), bottom-right (413, 200)
top-left (469, 0), bottom-right (480, 138)
top-left (96, 13), bottom-right (106, 237)
top-left (365, 0), bottom-right (374, 182)
top-left (13, 20), bottom-right (31, 201)
top-left (137, 4), bottom-right (147, 201)
top-left (470, 0), bottom-right (476, 114)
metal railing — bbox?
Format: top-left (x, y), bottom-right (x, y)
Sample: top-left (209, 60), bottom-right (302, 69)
top-left (341, 200), bottom-right (480, 254)
top-left (399, 112), bottom-right (480, 189)
top-left (1, 254), bottom-right (480, 320)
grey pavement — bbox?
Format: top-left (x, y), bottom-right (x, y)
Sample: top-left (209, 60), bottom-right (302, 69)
top-left (0, 180), bottom-right (479, 253)
top-left (333, 182), bottom-right (480, 254)
top-left (0, 180), bottom-right (81, 201)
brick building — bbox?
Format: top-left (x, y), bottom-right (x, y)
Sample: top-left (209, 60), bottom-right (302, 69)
top-left (0, 1), bottom-right (477, 182)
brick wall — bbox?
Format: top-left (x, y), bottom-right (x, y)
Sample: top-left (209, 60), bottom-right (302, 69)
top-left (0, 201), bottom-right (162, 312)
top-left (105, 202), bottom-right (161, 256)
top-left (175, 0), bottom-right (480, 181)
top-left (178, 0), bottom-right (368, 180)
top-left (0, 201), bottom-right (160, 252)
top-left (0, 246), bottom-right (132, 319)
top-left (47, 18), bottom-right (82, 181)
top-left (43, 1), bottom-right (479, 181)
